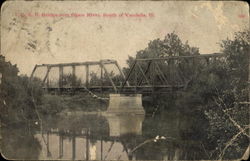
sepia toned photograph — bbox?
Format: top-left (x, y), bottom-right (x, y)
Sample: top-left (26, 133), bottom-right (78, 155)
top-left (0, 0), bottom-right (249, 160)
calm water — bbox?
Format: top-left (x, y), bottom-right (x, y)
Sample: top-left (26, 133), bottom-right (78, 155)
top-left (1, 108), bottom-right (209, 160)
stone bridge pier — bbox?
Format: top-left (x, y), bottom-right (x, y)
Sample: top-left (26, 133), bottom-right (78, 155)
top-left (106, 94), bottom-right (145, 114)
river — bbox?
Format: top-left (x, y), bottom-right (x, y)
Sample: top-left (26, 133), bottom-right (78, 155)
top-left (1, 104), bottom-right (214, 160)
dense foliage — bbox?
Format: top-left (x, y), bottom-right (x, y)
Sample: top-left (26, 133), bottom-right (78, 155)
top-left (0, 55), bottom-right (44, 125)
top-left (0, 55), bottom-right (43, 159)
top-left (123, 31), bottom-right (249, 159)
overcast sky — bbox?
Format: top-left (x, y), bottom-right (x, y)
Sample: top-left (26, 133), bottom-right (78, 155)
top-left (1, 1), bottom-right (249, 75)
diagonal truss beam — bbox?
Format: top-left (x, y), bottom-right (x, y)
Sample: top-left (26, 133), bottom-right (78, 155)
top-left (136, 63), bottom-right (151, 86)
top-left (114, 61), bottom-right (130, 86)
top-left (42, 66), bottom-right (51, 86)
top-left (30, 65), bottom-right (37, 81)
top-left (100, 63), bottom-right (118, 93)
top-left (154, 61), bottom-right (169, 85)
top-left (138, 60), bottom-right (152, 86)
top-left (121, 60), bottom-right (137, 91)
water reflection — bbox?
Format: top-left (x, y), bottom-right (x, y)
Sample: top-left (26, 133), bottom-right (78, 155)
top-left (105, 114), bottom-right (144, 137)
top-left (1, 126), bottom-right (41, 160)
top-left (33, 113), bottom-right (145, 160)
top-left (34, 131), bottom-right (130, 160)
top-left (1, 109), bottom-right (208, 160)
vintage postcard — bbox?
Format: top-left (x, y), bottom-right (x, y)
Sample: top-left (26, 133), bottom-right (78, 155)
top-left (0, 0), bottom-right (249, 160)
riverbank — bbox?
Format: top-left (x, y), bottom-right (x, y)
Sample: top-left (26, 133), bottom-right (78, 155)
top-left (39, 93), bottom-right (155, 116)
top-left (38, 93), bottom-right (109, 116)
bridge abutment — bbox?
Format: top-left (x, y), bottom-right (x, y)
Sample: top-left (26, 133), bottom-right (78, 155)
top-left (106, 94), bottom-right (145, 114)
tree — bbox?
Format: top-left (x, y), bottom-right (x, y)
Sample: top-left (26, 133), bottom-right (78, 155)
top-left (62, 73), bottom-right (82, 87)
top-left (204, 31), bottom-right (249, 159)
top-left (0, 55), bottom-right (43, 159)
top-left (123, 33), bottom-right (199, 85)
top-left (0, 55), bottom-right (43, 125)
top-left (122, 31), bottom-right (249, 159)
top-left (124, 32), bottom-right (200, 74)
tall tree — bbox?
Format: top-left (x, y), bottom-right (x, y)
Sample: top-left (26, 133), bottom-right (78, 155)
top-left (204, 30), bottom-right (250, 159)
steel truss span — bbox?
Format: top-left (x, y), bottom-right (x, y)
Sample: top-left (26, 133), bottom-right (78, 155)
top-left (30, 53), bottom-right (225, 94)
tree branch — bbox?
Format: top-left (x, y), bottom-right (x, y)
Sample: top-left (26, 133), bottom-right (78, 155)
top-left (218, 126), bottom-right (250, 160)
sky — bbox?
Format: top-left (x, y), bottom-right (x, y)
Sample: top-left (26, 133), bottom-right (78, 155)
top-left (1, 1), bottom-right (249, 75)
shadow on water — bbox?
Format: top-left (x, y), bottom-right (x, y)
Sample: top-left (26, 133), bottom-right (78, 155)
top-left (1, 106), bottom-right (210, 160)
top-left (1, 126), bottom-right (41, 160)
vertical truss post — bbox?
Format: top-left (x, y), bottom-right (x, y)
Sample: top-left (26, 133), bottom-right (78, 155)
top-left (101, 137), bottom-right (103, 160)
top-left (181, 58), bottom-right (189, 82)
top-left (72, 65), bottom-right (76, 88)
top-left (205, 57), bottom-right (210, 65)
top-left (59, 135), bottom-right (63, 158)
top-left (46, 67), bottom-right (50, 89)
top-left (46, 131), bottom-right (50, 157)
top-left (86, 65), bottom-right (89, 88)
top-left (175, 60), bottom-right (187, 86)
top-left (100, 65), bottom-right (103, 92)
top-left (86, 129), bottom-right (89, 161)
top-left (134, 62), bottom-right (137, 92)
top-left (72, 135), bottom-right (76, 160)
top-left (169, 59), bottom-right (174, 85)
top-left (175, 59), bottom-right (183, 86)
top-left (72, 65), bottom-right (76, 87)
top-left (59, 66), bottom-right (64, 89)
top-left (193, 57), bottom-right (198, 76)
top-left (152, 60), bottom-right (155, 92)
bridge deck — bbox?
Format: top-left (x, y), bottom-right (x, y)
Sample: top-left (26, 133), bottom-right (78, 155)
top-left (44, 85), bottom-right (185, 94)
